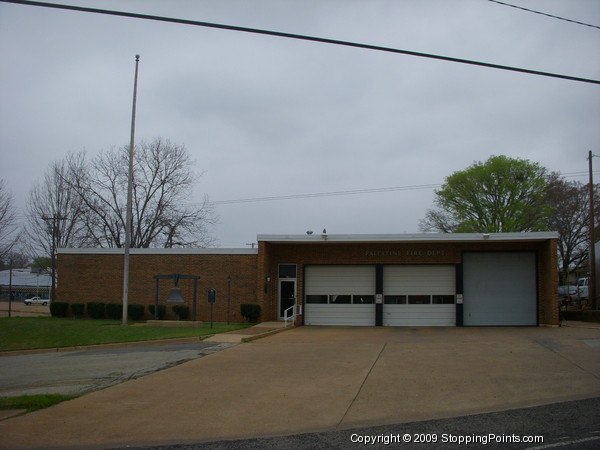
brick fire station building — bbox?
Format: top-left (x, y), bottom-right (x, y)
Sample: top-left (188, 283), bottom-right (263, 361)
top-left (57, 232), bottom-right (559, 326)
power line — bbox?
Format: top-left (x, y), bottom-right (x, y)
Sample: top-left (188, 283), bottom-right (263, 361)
top-left (1, 0), bottom-right (599, 85)
top-left (8, 171), bottom-right (598, 217)
top-left (209, 183), bottom-right (441, 206)
top-left (208, 171), bottom-right (597, 206)
top-left (487, 0), bottom-right (600, 30)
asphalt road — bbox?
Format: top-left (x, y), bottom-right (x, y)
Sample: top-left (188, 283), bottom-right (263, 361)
top-left (122, 396), bottom-right (600, 450)
top-left (0, 342), bottom-right (234, 397)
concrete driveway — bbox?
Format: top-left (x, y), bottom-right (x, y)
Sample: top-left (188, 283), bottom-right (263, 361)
top-left (1, 325), bottom-right (599, 449)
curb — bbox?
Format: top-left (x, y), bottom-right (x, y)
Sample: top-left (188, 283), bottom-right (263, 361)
top-left (0, 336), bottom-right (202, 357)
top-left (242, 326), bottom-right (293, 342)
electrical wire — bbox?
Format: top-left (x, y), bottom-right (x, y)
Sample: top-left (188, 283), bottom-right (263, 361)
top-left (487, 0), bottom-right (600, 30)
top-left (209, 183), bottom-right (441, 206)
top-left (208, 172), bottom-right (596, 206)
top-left (1, 0), bottom-right (599, 85)
top-left (7, 171), bottom-right (598, 218)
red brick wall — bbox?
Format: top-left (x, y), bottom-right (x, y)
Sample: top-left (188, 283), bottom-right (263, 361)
top-left (260, 240), bottom-right (558, 326)
top-left (57, 252), bottom-right (258, 322)
top-left (57, 238), bottom-right (558, 326)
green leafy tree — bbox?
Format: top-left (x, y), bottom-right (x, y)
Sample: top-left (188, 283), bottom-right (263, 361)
top-left (420, 155), bottom-right (550, 233)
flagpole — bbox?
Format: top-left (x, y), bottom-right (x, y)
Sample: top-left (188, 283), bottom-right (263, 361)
top-left (122, 54), bottom-right (140, 326)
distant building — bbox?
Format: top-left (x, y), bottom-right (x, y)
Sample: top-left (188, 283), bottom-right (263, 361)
top-left (0, 269), bottom-right (52, 301)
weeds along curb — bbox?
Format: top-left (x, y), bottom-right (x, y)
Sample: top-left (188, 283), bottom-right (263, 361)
top-left (0, 336), bottom-right (202, 357)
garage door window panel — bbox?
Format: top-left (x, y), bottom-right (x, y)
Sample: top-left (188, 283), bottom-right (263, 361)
top-left (384, 295), bottom-right (407, 304)
top-left (306, 295), bottom-right (328, 304)
top-left (353, 295), bottom-right (374, 304)
top-left (407, 295), bottom-right (431, 304)
top-left (432, 295), bottom-right (455, 304)
top-left (331, 295), bottom-right (351, 304)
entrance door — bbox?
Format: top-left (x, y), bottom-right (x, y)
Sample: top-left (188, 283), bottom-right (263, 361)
top-left (279, 280), bottom-right (296, 319)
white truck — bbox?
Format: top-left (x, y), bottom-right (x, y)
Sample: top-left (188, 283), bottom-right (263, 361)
top-left (576, 277), bottom-right (589, 300)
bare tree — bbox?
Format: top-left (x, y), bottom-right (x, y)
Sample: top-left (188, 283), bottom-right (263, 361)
top-left (419, 209), bottom-right (459, 233)
top-left (68, 138), bottom-right (217, 248)
top-left (26, 158), bottom-right (90, 298)
top-left (545, 174), bottom-right (598, 284)
top-left (26, 158), bottom-right (89, 255)
top-left (0, 179), bottom-right (20, 264)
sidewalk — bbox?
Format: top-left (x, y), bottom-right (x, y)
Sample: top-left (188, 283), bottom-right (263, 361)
top-left (202, 320), bottom-right (289, 343)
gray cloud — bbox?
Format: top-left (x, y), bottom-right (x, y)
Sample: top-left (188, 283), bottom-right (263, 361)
top-left (1, 0), bottom-right (599, 247)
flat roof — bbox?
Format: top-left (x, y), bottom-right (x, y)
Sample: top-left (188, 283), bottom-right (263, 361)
top-left (57, 248), bottom-right (257, 255)
top-left (257, 232), bottom-right (559, 243)
top-left (57, 232), bottom-right (558, 255)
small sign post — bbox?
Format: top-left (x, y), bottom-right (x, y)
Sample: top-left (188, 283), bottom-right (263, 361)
top-left (208, 288), bottom-right (216, 328)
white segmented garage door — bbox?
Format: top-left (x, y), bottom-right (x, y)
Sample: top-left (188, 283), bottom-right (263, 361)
top-left (383, 265), bottom-right (456, 326)
top-left (304, 265), bottom-right (376, 326)
top-left (463, 252), bottom-right (536, 326)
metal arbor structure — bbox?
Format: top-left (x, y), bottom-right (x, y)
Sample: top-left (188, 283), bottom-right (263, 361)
top-left (153, 274), bottom-right (199, 320)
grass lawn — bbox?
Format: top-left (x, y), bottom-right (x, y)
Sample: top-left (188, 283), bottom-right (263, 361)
top-left (0, 394), bottom-right (78, 412)
top-left (0, 317), bottom-right (251, 352)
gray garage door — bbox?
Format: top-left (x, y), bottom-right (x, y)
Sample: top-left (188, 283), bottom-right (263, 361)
top-left (463, 252), bottom-right (537, 326)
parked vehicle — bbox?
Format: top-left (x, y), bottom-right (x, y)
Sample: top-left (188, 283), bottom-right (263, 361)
top-left (558, 285), bottom-right (577, 300)
top-left (576, 277), bottom-right (589, 300)
top-left (24, 297), bottom-right (50, 306)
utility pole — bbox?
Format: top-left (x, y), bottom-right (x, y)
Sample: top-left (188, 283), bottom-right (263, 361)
top-left (42, 215), bottom-right (67, 302)
top-left (122, 54), bottom-right (140, 326)
top-left (589, 151), bottom-right (597, 310)
top-left (8, 258), bottom-right (12, 318)
top-left (227, 275), bottom-right (232, 325)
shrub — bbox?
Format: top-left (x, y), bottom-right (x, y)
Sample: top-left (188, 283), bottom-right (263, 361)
top-left (148, 304), bottom-right (166, 319)
top-left (86, 302), bottom-right (106, 319)
top-left (70, 303), bottom-right (85, 317)
top-left (128, 304), bottom-right (145, 321)
top-left (50, 302), bottom-right (68, 318)
top-left (106, 303), bottom-right (123, 320)
top-left (172, 305), bottom-right (189, 320)
top-left (240, 303), bottom-right (261, 323)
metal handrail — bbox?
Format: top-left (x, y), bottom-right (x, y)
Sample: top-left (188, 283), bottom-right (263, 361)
top-left (283, 303), bottom-right (296, 328)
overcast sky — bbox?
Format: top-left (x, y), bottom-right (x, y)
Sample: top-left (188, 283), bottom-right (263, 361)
top-left (1, 0), bottom-right (599, 248)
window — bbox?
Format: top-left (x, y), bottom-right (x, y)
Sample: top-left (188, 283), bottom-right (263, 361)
top-left (330, 295), bottom-right (351, 304)
top-left (384, 295), bottom-right (406, 304)
top-left (407, 295), bottom-right (431, 304)
top-left (353, 295), bottom-right (374, 304)
top-left (432, 295), bottom-right (455, 304)
top-left (278, 264), bottom-right (297, 279)
top-left (306, 295), bottom-right (328, 304)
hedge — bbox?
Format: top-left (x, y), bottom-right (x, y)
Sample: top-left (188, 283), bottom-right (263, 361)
top-left (148, 304), bottom-right (166, 319)
top-left (70, 303), bottom-right (85, 317)
top-left (172, 305), bottom-right (189, 320)
top-left (240, 303), bottom-right (261, 323)
top-left (106, 303), bottom-right (123, 320)
top-left (86, 302), bottom-right (106, 319)
top-left (50, 302), bottom-right (68, 318)
top-left (128, 304), bottom-right (145, 321)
